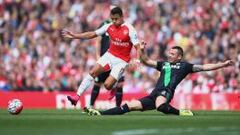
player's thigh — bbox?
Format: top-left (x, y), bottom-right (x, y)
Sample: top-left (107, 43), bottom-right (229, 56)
top-left (110, 62), bottom-right (127, 81)
top-left (96, 52), bottom-right (111, 71)
top-left (127, 100), bottom-right (143, 111)
top-left (90, 63), bottom-right (105, 77)
top-left (104, 75), bottom-right (117, 90)
top-left (104, 63), bottom-right (127, 90)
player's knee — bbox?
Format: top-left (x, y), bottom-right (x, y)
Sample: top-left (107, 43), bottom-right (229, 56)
top-left (89, 71), bottom-right (98, 78)
top-left (127, 100), bottom-right (142, 110)
top-left (157, 103), bottom-right (170, 114)
top-left (104, 83), bottom-right (113, 90)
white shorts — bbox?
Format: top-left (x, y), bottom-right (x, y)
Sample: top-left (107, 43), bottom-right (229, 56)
top-left (97, 52), bottom-right (128, 80)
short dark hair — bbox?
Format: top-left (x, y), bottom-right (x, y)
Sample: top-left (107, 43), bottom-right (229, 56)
top-left (110, 6), bottom-right (123, 16)
top-left (172, 46), bottom-right (184, 58)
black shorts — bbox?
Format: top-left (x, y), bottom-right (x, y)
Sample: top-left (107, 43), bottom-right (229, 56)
top-left (94, 70), bottom-right (124, 83)
top-left (139, 88), bottom-right (174, 111)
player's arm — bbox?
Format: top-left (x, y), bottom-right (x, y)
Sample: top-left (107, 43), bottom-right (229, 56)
top-left (62, 23), bottom-right (110, 40)
top-left (129, 25), bottom-right (145, 65)
top-left (139, 41), bottom-right (158, 68)
top-left (61, 29), bottom-right (98, 39)
top-left (192, 60), bottom-right (235, 72)
top-left (95, 36), bottom-right (102, 59)
top-left (134, 43), bottom-right (141, 62)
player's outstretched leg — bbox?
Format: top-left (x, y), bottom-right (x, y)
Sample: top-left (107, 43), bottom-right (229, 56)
top-left (87, 103), bottom-right (130, 116)
top-left (157, 103), bottom-right (193, 116)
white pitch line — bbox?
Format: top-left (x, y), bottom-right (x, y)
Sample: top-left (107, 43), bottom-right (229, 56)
top-left (112, 127), bottom-right (240, 135)
top-left (112, 129), bottom-right (158, 135)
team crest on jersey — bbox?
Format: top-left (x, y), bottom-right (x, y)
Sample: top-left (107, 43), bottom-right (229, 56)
top-left (123, 30), bottom-right (128, 35)
top-left (109, 27), bottom-right (114, 31)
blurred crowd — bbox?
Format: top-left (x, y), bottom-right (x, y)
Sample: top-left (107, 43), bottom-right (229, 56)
top-left (0, 0), bottom-right (239, 93)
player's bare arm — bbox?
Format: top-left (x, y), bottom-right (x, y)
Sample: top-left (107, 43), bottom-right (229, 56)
top-left (134, 43), bottom-right (142, 61)
top-left (61, 29), bottom-right (98, 39)
top-left (95, 36), bottom-right (102, 59)
top-left (139, 41), bottom-right (157, 68)
top-left (192, 60), bottom-right (235, 72)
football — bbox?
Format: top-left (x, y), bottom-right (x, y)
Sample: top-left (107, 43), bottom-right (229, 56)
top-left (7, 99), bottom-right (23, 115)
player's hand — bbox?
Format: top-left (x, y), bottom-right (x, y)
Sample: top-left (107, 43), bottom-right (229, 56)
top-left (134, 59), bottom-right (141, 66)
top-left (224, 60), bottom-right (235, 67)
top-left (130, 59), bottom-right (141, 70)
top-left (61, 29), bottom-right (75, 39)
top-left (140, 41), bottom-right (146, 50)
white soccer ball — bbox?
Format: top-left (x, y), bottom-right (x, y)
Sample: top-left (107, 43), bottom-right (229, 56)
top-left (8, 99), bottom-right (23, 115)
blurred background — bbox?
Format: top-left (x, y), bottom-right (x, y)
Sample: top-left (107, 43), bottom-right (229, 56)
top-left (0, 0), bottom-right (239, 94)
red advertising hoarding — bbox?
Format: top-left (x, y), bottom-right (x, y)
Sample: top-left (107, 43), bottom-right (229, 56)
top-left (0, 91), bottom-right (239, 110)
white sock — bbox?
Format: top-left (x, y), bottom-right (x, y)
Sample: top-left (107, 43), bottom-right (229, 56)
top-left (77, 74), bottom-right (94, 96)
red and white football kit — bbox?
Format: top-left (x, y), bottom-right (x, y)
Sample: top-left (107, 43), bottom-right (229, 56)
top-left (95, 22), bottom-right (139, 80)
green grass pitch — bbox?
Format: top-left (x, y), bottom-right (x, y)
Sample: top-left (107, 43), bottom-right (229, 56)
top-left (0, 109), bottom-right (239, 135)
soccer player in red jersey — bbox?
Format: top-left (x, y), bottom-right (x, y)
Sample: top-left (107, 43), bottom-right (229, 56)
top-left (61, 6), bottom-right (141, 106)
